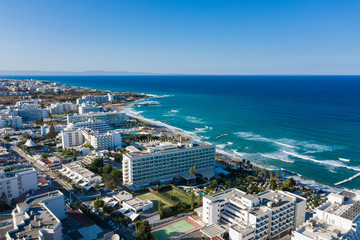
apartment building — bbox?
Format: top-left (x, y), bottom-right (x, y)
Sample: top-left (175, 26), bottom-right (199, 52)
top-left (78, 102), bottom-right (104, 114)
top-left (122, 141), bottom-right (215, 188)
top-left (293, 191), bottom-right (360, 240)
top-left (6, 190), bottom-right (65, 240)
top-left (67, 119), bottom-right (112, 134)
top-left (61, 129), bottom-right (84, 149)
top-left (201, 188), bottom-right (306, 240)
top-left (0, 168), bottom-right (38, 204)
top-left (48, 101), bottom-right (76, 114)
top-left (0, 116), bottom-right (23, 129)
top-left (82, 129), bottom-right (122, 150)
top-left (67, 112), bottom-right (125, 127)
top-left (60, 162), bottom-right (102, 188)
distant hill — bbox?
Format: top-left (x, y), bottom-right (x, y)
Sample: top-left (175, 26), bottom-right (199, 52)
top-left (0, 70), bottom-right (160, 76)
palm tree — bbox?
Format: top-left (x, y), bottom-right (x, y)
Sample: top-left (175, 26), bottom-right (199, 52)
top-left (282, 172), bottom-right (286, 179)
top-left (189, 168), bottom-right (194, 176)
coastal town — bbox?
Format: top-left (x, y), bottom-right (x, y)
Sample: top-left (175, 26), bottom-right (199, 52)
top-left (0, 78), bottom-right (359, 240)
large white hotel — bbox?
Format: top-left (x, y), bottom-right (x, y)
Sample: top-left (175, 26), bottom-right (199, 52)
top-left (122, 141), bottom-right (215, 188)
top-left (201, 188), bottom-right (306, 240)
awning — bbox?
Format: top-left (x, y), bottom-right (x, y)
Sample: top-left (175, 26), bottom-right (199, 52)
top-left (108, 201), bottom-right (119, 207)
top-left (79, 182), bottom-right (88, 187)
top-left (102, 197), bottom-right (112, 203)
top-left (200, 224), bottom-right (225, 238)
top-left (84, 185), bottom-right (94, 191)
top-left (125, 211), bottom-right (139, 221)
top-left (117, 208), bottom-right (128, 214)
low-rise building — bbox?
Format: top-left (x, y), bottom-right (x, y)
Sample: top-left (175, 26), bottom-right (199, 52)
top-left (60, 162), bottom-right (102, 188)
top-left (292, 191), bottom-right (360, 240)
top-left (0, 168), bottom-right (38, 204)
top-left (78, 102), bottom-right (104, 114)
top-left (6, 190), bottom-right (65, 240)
top-left (201, 188), bottom-right (306, 240)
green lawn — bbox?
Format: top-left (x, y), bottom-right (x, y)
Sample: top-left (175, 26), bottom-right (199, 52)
top-left (136, 192), bottom-right (174, 209)
top-left (152, 220), bottom-right (195, 240)
top-left (161, 189), bottom-right (191, 205)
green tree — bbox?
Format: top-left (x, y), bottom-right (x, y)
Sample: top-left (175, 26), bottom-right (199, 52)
top-left (269, 180), bottom-right (277, 190)
top-left (134, 221), bottom-right (152, 240)
top-left (190, 192), bottom-right (195, 209)
top-left (282, 172), bottom-right (286, 179)
top-left (94, 199), bottom-right (104, 208)
top-left (103, 205), bottom-right (114, 214)
top-left (197, 194), bottom-right (202, 206)
top-left (103, 164), bottom-right (113, 174)
top-left (158, 200), bottom-right (164, 218)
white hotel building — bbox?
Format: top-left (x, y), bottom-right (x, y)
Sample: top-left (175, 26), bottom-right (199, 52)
top-left (0, 168), bottom-right (38, 204)
top-left (201, 188), bottom-right (306, 240)
top-left (67, 112), bottom-right (126, 127)
top-left (122, 141), bottom-right (215, 188)
top-left (293, 191), bottom-right (360, 240)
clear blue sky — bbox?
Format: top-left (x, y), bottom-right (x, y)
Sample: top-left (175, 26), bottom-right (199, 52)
top-left (1, 0), bottom-right (359, 74)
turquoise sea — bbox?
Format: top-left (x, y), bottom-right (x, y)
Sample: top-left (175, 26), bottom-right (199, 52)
top-left (10, 75), bottom-right (360, 189)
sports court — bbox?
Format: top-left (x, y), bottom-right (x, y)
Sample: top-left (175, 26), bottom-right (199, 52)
top-left (151, 217), bottom-right (202, 240)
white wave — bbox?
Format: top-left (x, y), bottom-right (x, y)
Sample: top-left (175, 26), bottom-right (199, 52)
top-left (146, 94), bottom-right (174, 98)
top-left (186, 116), bottom-right (204, 124)
top-left (170, 110), bottom-right (179, 113)
top-left (228, 142), bottom-right (234, 145)
top-left (232, 149), bottom-right (245, 157)
top-left (135, 100), bottom-right (160, 105)
top-left (193, 125), bottom-right (212, 134)
top-left (339, 158), bottom-right (351, 162)
top-left (123, 107), bottom-right (203, 142)
top-left (260, 153), bottom-right (295, 163)
top-left (234, 132), bottom-right (335, 153)
top-left (216, 144), bottom-right (227, 149)
top-left (283, 150), bottom-right (360, 172)
top-left (335, 172), bottom-right (360, 186)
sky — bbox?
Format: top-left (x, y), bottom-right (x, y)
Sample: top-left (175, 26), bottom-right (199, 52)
top-left (0, 0), bottom-right (359, 75)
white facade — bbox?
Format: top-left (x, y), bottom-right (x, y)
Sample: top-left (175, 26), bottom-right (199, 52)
top-left (293, 191), bottom-right (360, 240)
top-left (48, 102), bottom-right (76, 114)
top-left (0, 116), bottom-right (23, 129)
top-left (202, 188), bottom-right (306, 240)
top-left (61, 128), bottom-right (84, 149)
top-left (78, 102), bottom-right (104, 114)
top-left (67, 111), bottom-right (125, 127)
top-left (82, 129), bottom-right (122, 150)
top-left (122, 142), bottom-right (215, 187)
top-left (6, 190), bottom-right (65, 240)
top-left (67, 119), bottom-right (112, 133)
top-left (60, 161), bottom-right (102, 187)
top-left (0, 168), bottom-right (38, 204)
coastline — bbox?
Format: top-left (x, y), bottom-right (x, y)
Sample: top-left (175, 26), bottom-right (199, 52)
top-left (3, 77), bottom-right (347, 194)
top-left (123, 96), bottom-right (342, 194)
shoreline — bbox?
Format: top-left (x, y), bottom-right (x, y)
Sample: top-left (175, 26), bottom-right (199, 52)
top-left (4, 77), bottom-right (347, 193)
top-left (123, 95), bottom-right (344, 194)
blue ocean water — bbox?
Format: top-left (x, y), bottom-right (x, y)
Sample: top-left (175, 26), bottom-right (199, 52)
top-left (11, 75), bottom-right (360, 189)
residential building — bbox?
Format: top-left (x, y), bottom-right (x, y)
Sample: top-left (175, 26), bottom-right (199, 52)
top-left (292, 191), bottom-right (360, 240)
top-left (82, 129), bottom-right (122, 150)
top-left (67, 120), bottom-right (112, 134)
top-left (48, 102), bottom-right (76, 114)
top-left (122, 141), bottom-right (215, 188)
top-left (0, 168), bottom-right (38, 204)
top-left (78, 102), bottom-right (104, 114)
top-left (201, 188), bottom-right (306, 240)
top-left (67, 112), bottom-right (125, 127)
top-left (41, 124), bottom-right (65, 137)
top-left (59, 161), bottom-right (102, 188)
top-left (81, 150), bottom-right (111, 166)
top-left (0, 116), bottom-right (23, 129)
top-left (61, 129), bottom-right (84, 149)
top-left (6, 190), bottom-right (65, 240)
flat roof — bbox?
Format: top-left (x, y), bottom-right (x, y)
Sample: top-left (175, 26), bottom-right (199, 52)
top-left (10, 192), bottom-right (62, 239)
top-left (124, 141), bottom-right (214, 159)
top-left (201, 224), bottom-right (225, 238)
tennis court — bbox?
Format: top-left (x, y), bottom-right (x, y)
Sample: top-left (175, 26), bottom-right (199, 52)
top-left (151, 217), bottom-right (201, 240)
